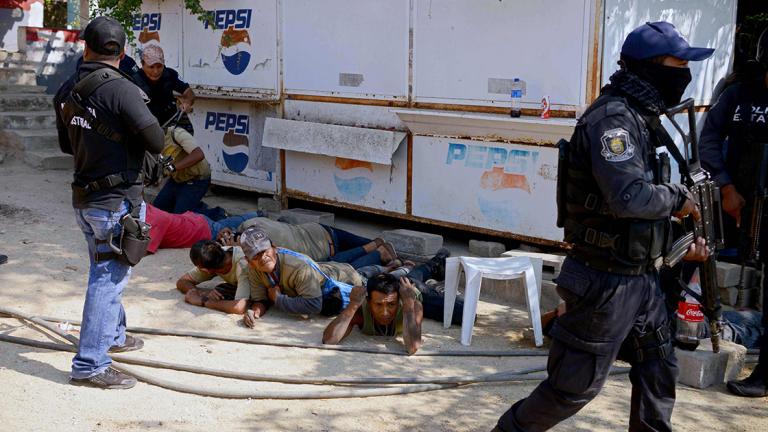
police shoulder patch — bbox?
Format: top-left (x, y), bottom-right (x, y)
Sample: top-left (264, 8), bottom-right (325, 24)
top-left (600, 127), bottom-right (635, 162)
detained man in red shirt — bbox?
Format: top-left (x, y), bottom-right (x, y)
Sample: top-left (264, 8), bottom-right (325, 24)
top-left (145, 204), bottom-right (262, 253)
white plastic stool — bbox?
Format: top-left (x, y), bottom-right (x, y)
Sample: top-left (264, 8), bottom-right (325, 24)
top-left (443, 256), bottom-right (544, 347)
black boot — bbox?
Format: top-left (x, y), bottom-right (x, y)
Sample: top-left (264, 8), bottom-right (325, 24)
top-left (727, 366), bottom-right (768, 397)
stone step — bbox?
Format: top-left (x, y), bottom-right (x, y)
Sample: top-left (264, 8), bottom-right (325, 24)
top-left (0, 60), bottom-right (37, 70)
top-left (0, 110), bottom-right (56, 130)
top-left (0, 68), bottom-right (37, 85)
top-left (0, 84), bottom-right (47, 94)
top-left (25, 150), bottom-right (72, 170)
top-left (0, 93), bottom-right (54, 111)
top-left (8, 129), bottom-right (59, 152)
top-left (0, 51), bottom-right (26, 62)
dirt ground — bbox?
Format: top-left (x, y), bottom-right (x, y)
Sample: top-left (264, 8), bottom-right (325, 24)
top-left (0, 160), bottom-right (766, 432)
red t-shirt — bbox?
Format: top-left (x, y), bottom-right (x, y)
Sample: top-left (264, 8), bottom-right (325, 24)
top-left (145, 204), bottom-right (212, 253)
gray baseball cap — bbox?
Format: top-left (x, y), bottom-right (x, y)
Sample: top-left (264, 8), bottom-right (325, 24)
top-left (240, 226), bottom-right (272, 259)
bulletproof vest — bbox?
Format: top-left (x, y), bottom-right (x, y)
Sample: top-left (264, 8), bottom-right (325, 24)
top-left (730, 80), bottom-right (768, 196)
top-left (558, 94), bottom-right (671, 274)
top-left (60, 67), bottom-right (145, 209)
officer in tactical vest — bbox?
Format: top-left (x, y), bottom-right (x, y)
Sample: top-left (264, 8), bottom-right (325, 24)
top-left (493, 22), bottom-right (713, 431)
top-left (699, 27), bottom-right (768, 398)
top-left (54, 17), bottom-right (164, 389)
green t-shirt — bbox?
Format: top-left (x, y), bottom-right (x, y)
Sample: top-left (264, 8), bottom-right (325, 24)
top-left (184, 246), bottom-right (252, 300)
top-left (360, 290), bottom-right (423, 336)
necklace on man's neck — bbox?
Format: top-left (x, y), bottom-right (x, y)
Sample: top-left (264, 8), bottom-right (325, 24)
top-left (374, 321), bottom-right (395, 337)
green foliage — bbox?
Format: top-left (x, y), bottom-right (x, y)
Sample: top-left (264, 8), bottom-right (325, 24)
top-left (89, 1), bottom-right (213, 43)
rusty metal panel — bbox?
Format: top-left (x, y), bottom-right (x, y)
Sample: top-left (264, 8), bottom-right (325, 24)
top-left (127, 1), bottom-right (183, 70)
top-left (602, 0), bottom-right (736, 106)
top-left (413, 0), bottom-right (593, 110)
top-left (411, 136), bottom-right (562, 242)
top-left (189, 99), bottom-right (278, 193)
top-left (182, 0), bottom-right (279, 100)
top-left (283, 0), bottom-right (409, 100)
top-left (284, 142), bottom-right (409, 214)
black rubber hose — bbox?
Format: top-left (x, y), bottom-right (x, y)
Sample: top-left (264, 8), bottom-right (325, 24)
top-left (18, 312), bottom-right (548, 357)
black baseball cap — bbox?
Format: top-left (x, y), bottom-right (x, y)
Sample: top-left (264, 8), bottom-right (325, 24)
top-left (621, 21), bottom-right (714, 62)
top-left (80, 16), bottom-right (126, 56)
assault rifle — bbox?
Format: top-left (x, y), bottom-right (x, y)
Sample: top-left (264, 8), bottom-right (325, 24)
top-left (735, 141), bottom-right (768, 292)
top-left (652, 98), bottom-right (726, 353)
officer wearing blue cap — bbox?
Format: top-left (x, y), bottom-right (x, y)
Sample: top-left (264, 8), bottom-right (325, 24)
top-left (700, 27), bottom-right (768, 398)
top-left (493, 22), bottom-right (713, 431)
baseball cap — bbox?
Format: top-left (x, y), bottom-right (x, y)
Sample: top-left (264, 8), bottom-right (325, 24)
top-left (240, 227), bottom-right (272, 260)
top-left (80, 16), bottom-right (126, 56)
top-left (621, 21), bottom-right (714, 61)
top-left (141, 44), bottom-right (165, 66)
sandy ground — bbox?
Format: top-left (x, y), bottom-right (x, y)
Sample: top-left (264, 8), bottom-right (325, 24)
top-left (0, 160), bottom-right (766, 432)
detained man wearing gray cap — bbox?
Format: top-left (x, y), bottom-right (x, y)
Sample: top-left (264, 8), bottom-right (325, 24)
top-left (238, 227), bottom-right (363, 325)
top-left (54, 16), bottom-right (165, 389)
top-left (493, 21), bottom-right (712, 431)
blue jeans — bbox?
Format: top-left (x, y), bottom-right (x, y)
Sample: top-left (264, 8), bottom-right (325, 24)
top-left (323, 226), bottom-right (380, 269)
top-left (71, 200), bottom-right (146, 378)
top-left (153, 177), bottom-right (210, 214)
top-left (204, 211), bottom-right (262, 238)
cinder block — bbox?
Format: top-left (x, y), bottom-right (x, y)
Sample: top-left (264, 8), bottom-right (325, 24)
top-left (279, 208), bottom-right (334, 226)
top-left (676, 339), bottom-right (746, 389)
top-left (720, 286), bottom-right (738, 306)
top-left (502, 250), bottom-right (565, 275)
top-left (717, 261), bottom-right (755, 288)
top-left (382, 229), bottom-right (443, 255)
top-left (257, 197), bottom-right (281, 213)
top-left (468, 240), bottom-right (506, 257)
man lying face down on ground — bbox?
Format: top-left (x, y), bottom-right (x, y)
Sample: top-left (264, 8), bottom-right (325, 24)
top-left (175, 240), bottom-right (255, 315)
top-left (217, 217), bottom-right (397, 268)
top-left (322, 249), bottom-right (461, 355)
top-left (239, 227), bottom-right (365, 326)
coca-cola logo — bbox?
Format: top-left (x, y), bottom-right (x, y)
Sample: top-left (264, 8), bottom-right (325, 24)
top-left (677, 301), bottom-right (705, 322)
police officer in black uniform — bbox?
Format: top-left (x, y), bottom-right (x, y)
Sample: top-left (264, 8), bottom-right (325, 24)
top-left (54, 17), bottom-right (164, 389)
top-left (493, 22), bottom-right (713, 431)
top-left (699, 27), bottom-right (768, 398)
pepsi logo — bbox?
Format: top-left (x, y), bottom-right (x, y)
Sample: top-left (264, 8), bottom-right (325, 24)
top-left (333, 158), bottom-right (374, 201)
top-left (205, 112), bottom-right (250, 173)
top-left (132, 13), bottom-right (161, 44)
top-left (204, 9), bottom-right (253, 76)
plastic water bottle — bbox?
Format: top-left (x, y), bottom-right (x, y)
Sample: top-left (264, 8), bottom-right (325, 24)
top-left (510, 78), bottom-right (523, 118)
top-left (675, 268), bottom-right (708, 350)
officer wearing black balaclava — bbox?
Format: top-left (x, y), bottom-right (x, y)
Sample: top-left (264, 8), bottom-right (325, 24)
top-left (699, 27), bottom-right (768, 399)
top-left (492, 21), bottom-right (713, 432)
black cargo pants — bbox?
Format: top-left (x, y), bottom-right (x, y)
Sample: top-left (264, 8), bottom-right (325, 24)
top-left (496, 257), bottom-right (678, 432)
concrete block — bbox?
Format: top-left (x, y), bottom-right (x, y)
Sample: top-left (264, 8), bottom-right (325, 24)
top-left (502, 250), bottom-right (565, 275)
top-left (0, 68), bottom-right (36, 85)
top-left (717, 261), bottom-right (755, 288)
top-left (676, 339), bottom-right (746, 389)
top-left (382, 229), bottom-right (443, 255)
top-left (468, 240), bottom-right (506, 257)
top-left (736, 287), bottom-right (760, 309)
top-left (257, 197), bottom-right (282, 213)
top-left (279, 208), bottom-right (334, 226)
top-left (719, 286), bottom-right (738, 306)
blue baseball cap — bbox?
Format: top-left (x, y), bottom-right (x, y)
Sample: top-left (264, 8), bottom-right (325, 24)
top-left (621, 21), bottom-right (714, 61)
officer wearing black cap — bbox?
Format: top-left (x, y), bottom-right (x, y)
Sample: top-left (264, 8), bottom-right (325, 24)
top-left (54, 16), bottom-right (164, 389)
top-left (492, 22), bottom-right (713, 431)
top-left (700, 27), bottom-right (768, 398)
